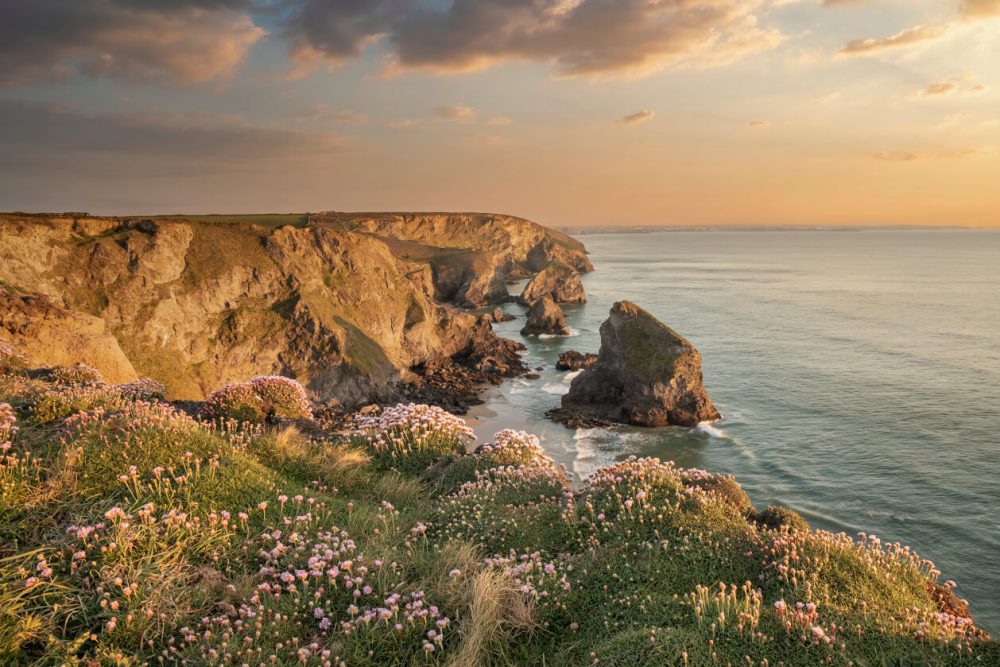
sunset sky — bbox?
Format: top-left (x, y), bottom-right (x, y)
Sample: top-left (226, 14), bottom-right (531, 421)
top-left (1, 0), bottom-right (998, 227)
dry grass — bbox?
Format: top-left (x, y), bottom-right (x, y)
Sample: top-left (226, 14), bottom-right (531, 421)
top-left (448, 569), bottom-right (537, 667)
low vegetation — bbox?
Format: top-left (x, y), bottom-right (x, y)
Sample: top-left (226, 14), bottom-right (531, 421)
top-left (0, 339), bottom-right (995, 665)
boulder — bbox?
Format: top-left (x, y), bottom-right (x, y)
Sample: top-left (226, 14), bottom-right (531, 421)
top-left (520, 297), bottom-right (570, 337)
top-left (556, 350), bottom-right (598, 371)
top-left (560, 301), bottom-right (719, 427)
top-left (489, 307), bottom-right (515, 323)
top-left (519, 260), bottom-right (586, 305)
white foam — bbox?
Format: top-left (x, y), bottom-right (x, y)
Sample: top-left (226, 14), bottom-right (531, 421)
top-left (536, 327), bottom-right (581, 339)
top-left (541, 382), bottom-right (570, 395)
top-left (696, 421), bottom-right (729, 439)
top-left (563, 369), bottom-right (583, 383)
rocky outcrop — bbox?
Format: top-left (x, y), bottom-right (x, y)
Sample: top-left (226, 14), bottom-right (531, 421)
top-left (0, 287), bottom-right (138, 383)
top-left (518, 260), bottom-right (586, 305)
top-left (556, 350), bottom-right (598, 371)
top-left (0, 213), bottom-right (550, 409)
top-left (315, 211), bottom-right (593, 278)
top-left (488, 308), bottom-right (515, 323)
top-left (520, 297), bottom-right (570, 337)
top-left (559, 301), bottom-right (719, 427)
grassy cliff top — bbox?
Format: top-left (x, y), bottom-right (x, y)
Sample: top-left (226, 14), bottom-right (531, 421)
top-left (0, 353), bottom-right (994, 666)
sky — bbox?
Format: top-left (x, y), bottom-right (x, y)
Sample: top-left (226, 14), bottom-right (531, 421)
top-left (0, 0), bottom-right (998, 227)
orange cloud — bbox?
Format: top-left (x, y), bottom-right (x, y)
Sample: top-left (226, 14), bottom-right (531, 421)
top-left (617, 110), bottom-right (656, 125)
top-left (839, 25), bottom-right (946, 55)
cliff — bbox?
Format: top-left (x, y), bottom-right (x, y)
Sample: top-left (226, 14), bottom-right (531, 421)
top-left (0, 211), bottom-right (586, 406)
top-left (313, 211), bottom-right (593, 281)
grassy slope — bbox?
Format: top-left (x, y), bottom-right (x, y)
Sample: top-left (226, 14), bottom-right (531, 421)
top-left (0, 364), bottom-right (995, 666)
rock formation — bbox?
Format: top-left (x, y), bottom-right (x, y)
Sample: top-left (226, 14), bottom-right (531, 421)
top-left (488, 308), bottom-right (515, 323)
top-left (556, 350), bottom-right (598, 371)
top-left (0, 287), bottom-right (138, 384)
top-left (520, 297), bottom-right (570, 337)
top-left (518, 260), bottom-right (587, 305)
top-left (0, 212), bottom-right (580, 408)
top-left (314, 212), bottom-right (593, 278)
top-left (559, 301), bottom-right (719, 427)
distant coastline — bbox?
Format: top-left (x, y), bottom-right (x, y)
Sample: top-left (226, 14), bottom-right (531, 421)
top-left (563, 224), bottom-right (984, 235)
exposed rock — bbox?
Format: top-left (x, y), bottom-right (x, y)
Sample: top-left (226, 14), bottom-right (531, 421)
top-left (559, 301), bottom-right (719, 427)
top-left (0, 213), bottom-right (546, 410)
top-left (489, 307), bottom-right (515, 323)
top-left (519, 260), bottom-right (586, 305)
top-left (556, 350), bottom-right (599, 371)
top-left (315, 211), bottom-right (593, 278)
top-left (0, 287), bottom-right (138, 383)
top-left (520, 297), bottom-right (570, 337)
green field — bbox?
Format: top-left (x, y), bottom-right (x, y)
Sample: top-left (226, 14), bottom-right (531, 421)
top-left (150, 213), bottom-right (310, 228)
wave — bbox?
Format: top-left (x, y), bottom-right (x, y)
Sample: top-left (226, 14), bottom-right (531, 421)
top-left (563, 369), bottom-right (583, 383)
top-left (696, 421), bottom-right (729, 439)
top-left (541, 382), bottom-right (570, 396)
top-left (537, 327), bottom-right (581, 339)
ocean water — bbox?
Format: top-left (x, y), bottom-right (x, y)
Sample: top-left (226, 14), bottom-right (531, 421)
top-left (467, 229), bottom-right (1000, 632)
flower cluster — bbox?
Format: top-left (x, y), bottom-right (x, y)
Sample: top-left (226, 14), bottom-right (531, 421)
top-left (111, 378), bottom-right (168, 402)
top-left (27, 383), bottom-right (129, 423)
top-left (478, 429), bottom-right (549, 467)
top-left (0, 337), bottom-right (28, 375)
top-left (49, 363), bottom-right (104, 385)
top-left (0, 401), bottom-right (16, 443)
top-left (351, 403), bottom-right (474, 473)
top-left (202, 375), bottom-right (312, 423)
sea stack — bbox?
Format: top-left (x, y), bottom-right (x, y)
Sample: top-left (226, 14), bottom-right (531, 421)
top-left (519, 260), bottom-right (587, 305)
top-left (560, 301), bottom-right (719, 427)
top-left (520, 296), bottom-right (571, 336)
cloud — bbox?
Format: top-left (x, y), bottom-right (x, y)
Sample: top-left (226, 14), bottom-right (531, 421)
top-left (839, 25), bottom-right (946, 56)
top-left (283, 0), bottom-right (787, 80)
top-left (433, 106), bottom-right (478, 122)
top-left (924, 82), bottom-right (957, 96)
top-left (962, 0), bottom-right (1000, 18)
top-left (617, 110), bottom-right (655, 125)
top-left (868, 147), bottom-right (991, 162)
top-left (294, 104), bottom-right (368, 125)
top-left (0, 0), bottom-right (264, 87)
top-left (0, 98), bottom-right (342, 167)
top-left (747, 120), bottom-right (769, 128)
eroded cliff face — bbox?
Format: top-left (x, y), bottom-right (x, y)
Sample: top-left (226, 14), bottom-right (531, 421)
top-left (0, 212), bottom-right (571, 405)
top-left (313, 212), bottom-right (593, 280)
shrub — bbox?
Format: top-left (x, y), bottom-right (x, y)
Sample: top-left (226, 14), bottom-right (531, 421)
top-left (248, 375), bottom-right (312, 419)
top-left (0, 403), bottom-right (15, 443)
top-left (201, 381), bottom-right (264, 423)
top-left (201, 376), bottom-right (312, 423)
top-left (26, 384), bottom-right (129, 424)
top-left (0, 339), bottom-right (27, 376)
top-left (351, 403), bottom-right (474, 475)
top-left (680, 469), bottom-right (753, 515)
top-left (48, 363), bottom-right (104, 386)
top-left (112, 379), bottom-right (167, 402)
top-left (755, 505), bottom-right (809, 533)
top-left (437, 429), bottom-right (557, 495)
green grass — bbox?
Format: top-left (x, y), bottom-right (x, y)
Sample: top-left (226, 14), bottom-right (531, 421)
top-left (150, 213), bottom-right (310, 228)
top-left (0, 364), bottom-right (996, 666)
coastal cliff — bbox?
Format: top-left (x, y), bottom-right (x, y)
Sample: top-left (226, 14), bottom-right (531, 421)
top-left (0, 212), bottom-right (590, 407)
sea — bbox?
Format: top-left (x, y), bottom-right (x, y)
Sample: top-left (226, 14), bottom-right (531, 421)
top-left (466, 229), bottom-right (1000, 633)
